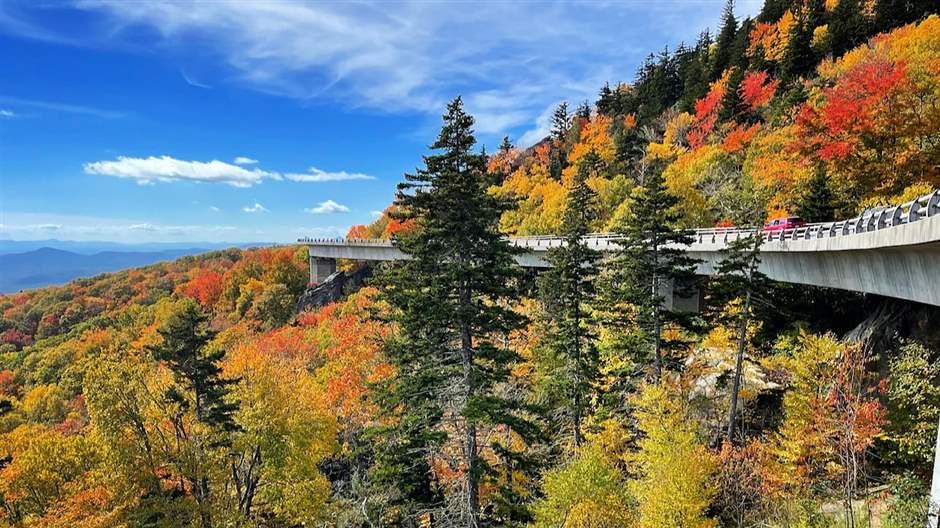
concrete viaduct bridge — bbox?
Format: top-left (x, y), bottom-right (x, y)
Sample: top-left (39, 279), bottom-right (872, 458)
top-left (302, 189), bottom-right (940, 307)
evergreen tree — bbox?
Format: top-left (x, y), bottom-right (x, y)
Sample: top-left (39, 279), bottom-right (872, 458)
top-left (796, 166), bottom-right (836, 222)
top-left (601, 162), bottom-right (700, 381)
top-left (536, 152), bottom-right (603, 448)
top-left (780, 11), bottom-right (816, 83)
top-left (710, 231), bottom-right (772, 442)
top-left (500, 135), bottom-right (514, 153)
top-left (874, 0), bottom-right (936, 34)
top-left (369, 97), bottom-right (535, 526)
top-left (575, 100), bottom-right (592, 120)
top-left (550, 102), bottom-right (571, 180)
top-left (551, 101), bottom-right (571, 144)
top-left (828, 0), bottom-right (871, 57)
top-left (758, 0), bottom-right (795, 22)
top-left (711, 0), bottom-right (739, 80)
top-left (148, 299), bottom-right (239, 528)
top-left (719, 19), bottom-right (752, 123)
top-left (679, 32), bottom-right (712, 111)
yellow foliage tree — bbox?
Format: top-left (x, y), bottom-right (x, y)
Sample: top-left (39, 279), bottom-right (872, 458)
top-left (629, 382), bottom-right (718, 528)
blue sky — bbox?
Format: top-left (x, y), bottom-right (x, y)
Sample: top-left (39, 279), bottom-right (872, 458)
top-left (0, 0), bottom-right (759, 244)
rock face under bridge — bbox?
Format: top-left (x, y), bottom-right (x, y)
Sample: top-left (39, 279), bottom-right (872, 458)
top-left (296, 266), bottom-right (372, 312)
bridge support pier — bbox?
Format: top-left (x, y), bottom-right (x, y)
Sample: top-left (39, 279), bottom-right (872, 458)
top-left (310, 257), bottom-right (337, 284)
top-left (660, 278), bottom-right (703, 313)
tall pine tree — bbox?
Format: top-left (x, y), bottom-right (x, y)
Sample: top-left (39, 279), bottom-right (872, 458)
top-left (601, 162), bottom-right (700, 382)
top-left (549, 102), bottom-right (571, 180)
top-left (536, 151), bottom-right (603, 448)
top-left (369, 97), bottom-right (535, 527)
top-left (711, 0), bottom-right (739, 80)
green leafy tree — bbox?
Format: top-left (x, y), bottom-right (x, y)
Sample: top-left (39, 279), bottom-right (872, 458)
top-left (536, 152), bottom-right (603, 448)
top-left (370, 97), bottom-right (534, 527)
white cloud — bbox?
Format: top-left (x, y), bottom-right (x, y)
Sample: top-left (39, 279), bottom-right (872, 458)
top-left (14, 1), bottom-right (758, 141)
top-left (285, 167), bottom-right (375, 182)
top-left (84, 155), bottom-right (277, 187)
top-left (305, 200), bottom-right (350, 214)
top-left (84, 155), bottom-right (373, 187)
top-left (37, 223), bottom-right (62, 231)
top-left (209, 206), bottom-right (221, 212)
top-left (242, 202), bottom-right (269, 213)
top-left (370, 210), bottom-right (383, 217)
top-left (0, 109), bottom-right (14, 117)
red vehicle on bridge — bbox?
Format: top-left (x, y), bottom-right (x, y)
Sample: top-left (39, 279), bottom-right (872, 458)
top-left (763, 215), bottom-right (806, 234)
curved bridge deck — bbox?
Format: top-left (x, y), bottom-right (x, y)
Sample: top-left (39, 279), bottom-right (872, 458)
top-left (301, 190), bottom-right (940, 306)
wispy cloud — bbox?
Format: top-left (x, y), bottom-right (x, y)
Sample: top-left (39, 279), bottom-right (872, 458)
top-left (3, 1), bottom-right (760, 142)
top-left (179, 69), bottom-right (211, 89)
top-left (0, 212), bottom-right (274, 243)
top-left (0, 109), bottom-right (14, 117)
top-left (0, 95), bottom-right (126, 119)
top-left (305, 200), bottom-right (350, 214)
top-left (242, 202), bottom-right (268, 213)
top-left (285, 167), bottom-right (375, 183)
top-left (209, 206), bottom-right (221, 212)
top-left (233, 156), bottom-right (258, 165)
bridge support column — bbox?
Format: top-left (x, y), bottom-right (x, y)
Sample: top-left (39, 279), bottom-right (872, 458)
top-left (660, 278), bottom-right (703, 313)
top-left (310, 257), bottom-right (337, 284)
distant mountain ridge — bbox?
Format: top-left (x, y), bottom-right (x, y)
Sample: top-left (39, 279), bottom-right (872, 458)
top-left (0, 247), bottom-right (215, 292)
top-left (0, 239), bottom-right (269, 256)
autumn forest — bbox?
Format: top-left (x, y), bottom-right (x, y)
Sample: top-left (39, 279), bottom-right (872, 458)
top-left (2, 0), bottom-right (940, 526)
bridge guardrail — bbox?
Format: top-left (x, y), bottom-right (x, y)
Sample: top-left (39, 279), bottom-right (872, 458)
top-left (298, 189), bottom-right (940, 249)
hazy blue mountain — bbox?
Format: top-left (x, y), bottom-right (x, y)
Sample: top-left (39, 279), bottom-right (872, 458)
top-left (0, 247), bottom-right (216, 292)
top-left (0, 239), bottom-right (270, 256)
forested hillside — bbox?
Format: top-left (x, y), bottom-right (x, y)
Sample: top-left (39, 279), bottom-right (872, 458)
top-left (3, 1), bottom-right (940, 527)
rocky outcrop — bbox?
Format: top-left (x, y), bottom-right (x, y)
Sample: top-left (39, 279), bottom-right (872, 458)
top-left (296, 265), bottom-right (372, 313)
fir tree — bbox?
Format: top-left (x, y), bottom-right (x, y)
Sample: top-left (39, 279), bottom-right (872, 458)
top-left (148, 299), bottom-right (239, 528)
top-left (780, 11), bottom-right (816, 83)
top-left (575, 100), bottom-right (592, 120)
top-left (710, 231), bottom-right (772, 442)
top-left (828, 0), bottom-right (871, 57)
top-left (711, 0), bottom-right (739, 80)
top-left (500, 135), bottom-right (513, 153)
top-left (536, 152), bottom-right (603, 448)
top-left (796, 166), bottom-right (836, 222)
top-left (550, 102), bottom-right (571, 180)
top-left (551, 101), bottom-right (571, 144)
top-left (679, 32), bottom-right (712, 111)
top-left (601, 162), bottom-right (701, 382)
top-left (369, 97), bottom-right (535, 526)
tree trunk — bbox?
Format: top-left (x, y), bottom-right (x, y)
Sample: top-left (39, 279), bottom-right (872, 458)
top-left (460, 285), bottom-right (480, 527)
top-left (726, 287), bottom-right (752, 442)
